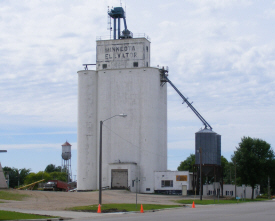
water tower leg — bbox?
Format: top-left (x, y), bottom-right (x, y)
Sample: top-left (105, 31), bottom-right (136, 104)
top-left (113, 18), bottom-right (116, 39)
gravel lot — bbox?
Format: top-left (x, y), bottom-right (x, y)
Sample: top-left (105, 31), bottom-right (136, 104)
top-left (0, 189), bottom-right (191, 211)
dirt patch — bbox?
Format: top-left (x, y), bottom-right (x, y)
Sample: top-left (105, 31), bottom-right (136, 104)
top-left (0, 189), bottom-right (191, 211)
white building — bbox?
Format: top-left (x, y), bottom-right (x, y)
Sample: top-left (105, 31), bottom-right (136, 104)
top-left (77, 37), bottom-right (167, 193)
top-left (154, 171), bottom-right (193, 195)
top-left (203, 183), bottom-right (260, 199)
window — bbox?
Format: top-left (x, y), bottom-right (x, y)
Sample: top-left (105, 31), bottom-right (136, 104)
top-left (133, 62), bottom-right (138, 67)
top-left (161, 180), bottom-right (173, 187)
top-left (132, 180), bottom-right (135, 187)
top-left (103, 64), bottom-right (107, 69)
top-left (146, 188), bottom-right (150, 191)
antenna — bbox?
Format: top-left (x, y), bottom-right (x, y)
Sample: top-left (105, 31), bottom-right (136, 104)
top-left (107, 6), bottom-right (112, 39)
top-left (125, 2), bottom-right (126, 18)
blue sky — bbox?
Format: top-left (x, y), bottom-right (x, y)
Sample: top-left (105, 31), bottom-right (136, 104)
top-left (1, 0), bottom-right (275, 179)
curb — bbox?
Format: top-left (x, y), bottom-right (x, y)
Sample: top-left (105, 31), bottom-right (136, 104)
top-left (98, 205), bottom-right (187, 214)
top-left (12, 219), bottom-right (71, 221)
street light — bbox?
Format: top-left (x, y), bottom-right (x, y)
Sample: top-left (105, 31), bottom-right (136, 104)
top-left (99, 113), bottom-right (127, 205)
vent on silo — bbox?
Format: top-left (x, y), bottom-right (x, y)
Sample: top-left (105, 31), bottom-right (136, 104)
top-left (195, 129), bottom-right (221, 165)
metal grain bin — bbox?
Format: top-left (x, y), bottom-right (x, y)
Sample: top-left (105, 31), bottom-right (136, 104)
top-left (195, 129), bottom-right (221, 165)
top-left (216, 134), bottom-right (221, 165)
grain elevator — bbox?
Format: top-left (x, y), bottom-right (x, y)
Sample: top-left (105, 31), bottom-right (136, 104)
top-left (77, 7), bottom-right (167, 193)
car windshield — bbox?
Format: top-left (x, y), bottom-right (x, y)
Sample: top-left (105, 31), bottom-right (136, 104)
top-left (47, 182), bottom-right (55, 185)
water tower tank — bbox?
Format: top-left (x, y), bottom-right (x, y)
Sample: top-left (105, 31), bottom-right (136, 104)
top-left (62, 141), bottom-right (71, 160)
top-left (195, 128), bottom-right (221, 165)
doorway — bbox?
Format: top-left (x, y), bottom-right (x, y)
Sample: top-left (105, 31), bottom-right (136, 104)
top-left (111, 169), bottom-right (128, 189)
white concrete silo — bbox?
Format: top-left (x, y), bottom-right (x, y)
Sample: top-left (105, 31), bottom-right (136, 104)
top-left (77, 8), bottom-right (167, 193)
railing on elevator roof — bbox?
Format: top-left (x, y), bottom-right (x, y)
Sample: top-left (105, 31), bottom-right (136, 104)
top-left (96, 33), bottom-right (150, 41)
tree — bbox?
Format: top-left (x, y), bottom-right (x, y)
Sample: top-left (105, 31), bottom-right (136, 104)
top-left (221, 156), bottom-right (228, 170)
top-left (3, 167), bottom-right (31, 188)
top-left (220, 156), bottom-right (237, 185)
top-left (49, 171), bottom-right (67, 182)
top-left (222, 161), bottom-right (235, 184)
top-left (232, 136), bottom-right (275, 199)
top-left (177, 154), bottom-right (195, 171)
top-left (24, 171), bottom-right (51, 185)
top-left (44, 164), bottom-right (62, 173)
top-left (24, 171), bottom-right (67, 187)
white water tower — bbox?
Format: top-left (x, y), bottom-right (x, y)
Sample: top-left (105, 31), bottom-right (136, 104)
top-left (61, 141), bottom-right (72, 182)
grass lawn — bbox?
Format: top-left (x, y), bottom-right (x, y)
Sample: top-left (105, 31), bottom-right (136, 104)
top-left (68, 203), bottom-right (183, 213)
top-left (0, 191), bottom-right (29, 201)
top-left (0, 210), bottom-right (57, 220)
top-left (176, 198), bottom-right (270, 205)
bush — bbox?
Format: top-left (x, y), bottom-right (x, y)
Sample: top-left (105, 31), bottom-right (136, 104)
top-left (256, 195), bottom-right (268, 199)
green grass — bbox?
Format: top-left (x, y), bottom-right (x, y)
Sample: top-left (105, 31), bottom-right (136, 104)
top-left (176, 198), bottom-right (270, 205)
top-left (68, 203), bottom-right (183, 213)
top-left (0, 191), bottom-right (29, 201)
top-left (0, 210), bottom-right (57, 220)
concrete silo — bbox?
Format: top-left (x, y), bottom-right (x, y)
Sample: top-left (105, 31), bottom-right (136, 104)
top-left (77, 7), bottom-right (167, 193)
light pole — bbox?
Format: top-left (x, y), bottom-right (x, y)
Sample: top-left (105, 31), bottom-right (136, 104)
top-left (99, 113), bottom-right (127, 205)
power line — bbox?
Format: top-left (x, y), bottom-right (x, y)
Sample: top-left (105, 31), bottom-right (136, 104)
top-left (103, 124), bottom-right (167, 159)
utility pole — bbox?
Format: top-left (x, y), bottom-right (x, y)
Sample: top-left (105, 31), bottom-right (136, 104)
top-left (230, 166), bottom-right (231, 184)
top-left (268, 176), bottom-right (270, 199)
top-left (17, 170), bottom-right (20, 188)
top-left (214, 174), bottom-right (216, 203)
top-left (99, 120), bottom-right (103, 205)
top-left (6, 172), bottom-right (9, 188)
top-left (199, 147), bottom-right (202, 201)
top-left (135, 177), bottom-right (140, 209)
top-left (234, 160), bottom-right (237, 198)
top-left (234, 161), bottom-right (237, 198)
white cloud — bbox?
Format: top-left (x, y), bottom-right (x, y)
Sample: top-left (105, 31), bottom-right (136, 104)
top-left (0, 0), bottom-right (274, 171)
top-left (0, 142), bottom-right (77, 150)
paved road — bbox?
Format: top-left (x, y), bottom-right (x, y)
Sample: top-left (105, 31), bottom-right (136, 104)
top-left (1, 200), bottom-right (274, 221)
top-left (71, 200), bottom-right (275, 221)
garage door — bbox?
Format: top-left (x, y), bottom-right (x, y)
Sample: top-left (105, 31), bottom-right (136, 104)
top-left (111, 169), bottom-right (128, 189)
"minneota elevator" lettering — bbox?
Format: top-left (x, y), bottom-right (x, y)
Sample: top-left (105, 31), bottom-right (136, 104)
top-left (105, 45), bottom-right (137, 60)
